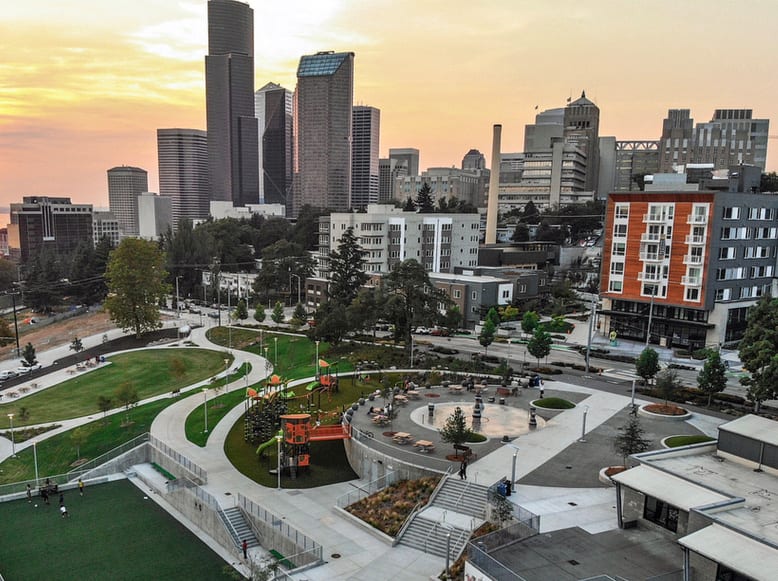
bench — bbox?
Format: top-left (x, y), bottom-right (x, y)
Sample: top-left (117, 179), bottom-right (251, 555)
top-left (269, 549), bottom-right (295, 570)
top-left (454, 444), bottom-right (472, 459)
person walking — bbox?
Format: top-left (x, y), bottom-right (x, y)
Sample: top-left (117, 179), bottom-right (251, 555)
top-left (78, 479), bottom-right (85, 496)
top-left (59, 492), bottom-right (65, 507)
top-left (41, 488), bottom-right (49, 505)
top-left (27, 484), bottom-right (32, 503)
top-left (460, 459), bottom-right (468, 480)
top-left (241, 539), bottom-right (248, 559)
top-left (60, 505), bottom-right (70, 518)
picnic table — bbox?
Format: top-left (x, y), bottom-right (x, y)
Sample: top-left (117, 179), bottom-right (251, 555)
top-left (406, 390), bottom-right (420, 399)
top-left (414, 440), bottom-right (435, 453)
top-left (392, 432), bottom-right (413, 445)
top-left (393, 394), bottom-right (408, 405)
top-left (448, 385), bottom-right (464, 395)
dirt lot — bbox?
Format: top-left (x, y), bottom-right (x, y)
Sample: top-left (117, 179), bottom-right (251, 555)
top-left (1, 310), bottom-right (118, 359)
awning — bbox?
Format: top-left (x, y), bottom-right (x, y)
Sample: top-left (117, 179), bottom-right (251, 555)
top-left (679, 524), bottom-right (778, 580)
top-left (611, 465), bottom-right (729, 510)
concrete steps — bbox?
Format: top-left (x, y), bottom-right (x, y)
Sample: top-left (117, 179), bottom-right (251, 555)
top-left (432, 477), bottom-right (489, 519)
top-left (398, 514), bottom-right (470, 559)
top-left (219, 506), bottom-right (260, 549)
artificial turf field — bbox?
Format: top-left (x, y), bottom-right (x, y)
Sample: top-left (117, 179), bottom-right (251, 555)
top-left (0, 479), bottom-right (238, 580)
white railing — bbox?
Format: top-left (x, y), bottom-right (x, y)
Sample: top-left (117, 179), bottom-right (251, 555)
top-left (640, 232), bottom-right (662, 242)
top-left (687, 214), bottom-right (708, 224)
top-left (637, 272), bottom-right (662, 282)
top-left (66, 433), bottom-right (150, 480)
top-left (683, 254), bottom-right (703, 265)
top-left (148, 435), bottom-right (207, 483)
top-left (639, 252), bottom-right (661, 261)
top-left (685, 235), bottom-right (705, 245)
top-left (682, 276), bottom-right (701, 286)
top-left (643, 213), bottom-right (666, 223)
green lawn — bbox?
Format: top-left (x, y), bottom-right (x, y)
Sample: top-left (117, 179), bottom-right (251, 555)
top-left (0, 479), bottom-right (239, 580)
top-left (664, 434), bottom-right (716, 447)
top-left (0, 349), bottom-right (233, 429)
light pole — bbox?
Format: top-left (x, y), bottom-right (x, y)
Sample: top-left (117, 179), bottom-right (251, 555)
top-left (502, 442), bottom-right (519, 485)
top-left (630, 379), bottom-right (637, 408)
top-left (579, 405), bottom-right (589, 443)
top-left (276, 432), bottom-right (283, 490)
top-left (224, 358), bottom-right (230, 393)
top-left (274, 337), bottom-right (278, 366)
top-left (33, 441), bottom-right (39, 486)
top-left (260, 329), bottom-right (263, 354)
top-left (289, 271), bottom-right (302, 305)
top-left (7, 413), bottom-right (15, 457)
top-left (202, 388), bottom-right (209, 433)
top-left (175, 275), bottom-right (182, 318)
top-left (645, 288), bottom-right (656, 348)
top-left (315, 340), bottom-right (320, 377)
top-left (227, 281), bottom-right (232, 351)
top-left (445, 532), bottom-right (452, 577)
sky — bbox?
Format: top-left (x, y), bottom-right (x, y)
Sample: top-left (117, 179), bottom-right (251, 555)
top-left (2, 0), bottom-right (778, 216)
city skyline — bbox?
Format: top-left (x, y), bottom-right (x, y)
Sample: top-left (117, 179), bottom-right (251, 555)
top-left (2, 0), bottom-right (778, 213)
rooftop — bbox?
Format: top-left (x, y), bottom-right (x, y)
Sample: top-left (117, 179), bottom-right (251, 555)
top-left (297, 52), bottom-right (353, 77)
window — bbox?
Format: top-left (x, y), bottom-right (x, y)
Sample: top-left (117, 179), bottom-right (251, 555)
top-left (613, 224), bottom-right (627, 237)
top-left (721, 227), bottom-right (749, 240)
top-left (644, 497), bottom-right (679, 533)
top-left (748, 207), bottom-right (773, 220)
top-left (608, 280), bottom-right (623, 292)
top-left (751, 265), bottom-right (774, 278)
top-left (612, 242), bottom-right (626, 256)
top-left (716, 267), bottom-right (746, 280)
top-left (501, 289), bottom-right (510, 299)
top-left (615, 205), bottom-right (629, 219)
top-left (685, 288), bottom-right (700, 301)
top-left (718, 247), bottom-right (736, 260)
top-left (610, 262), bottom-right (624, 275)
top-left (715, 288), bottom-right (732, 301)
top-left (745, 246), bottom-right (770, 259)
top-left (722, 206), bottom-right (741, 220)
top-left (755, 227), bottom-right (777, 240)
top-left (471, 291), bottom-right (477, 300)
top-left (452, 290), bottom-right (461, 299)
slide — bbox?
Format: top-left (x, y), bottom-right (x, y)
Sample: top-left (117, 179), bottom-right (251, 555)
top-left (256, 429), bottom-right (284, 456)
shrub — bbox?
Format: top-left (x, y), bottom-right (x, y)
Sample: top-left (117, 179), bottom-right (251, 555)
top-left (466, 432), bottom-right (487, 443)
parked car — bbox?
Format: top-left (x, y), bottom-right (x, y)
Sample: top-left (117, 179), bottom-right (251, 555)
top-left (0, 370), bottom-right (18, 380)
top-left (414, 326), bottom-right (431, 335)
top-left (430, 328), bottom-right (451, 337)
top-left (16, 363), bottom-right (43, 375)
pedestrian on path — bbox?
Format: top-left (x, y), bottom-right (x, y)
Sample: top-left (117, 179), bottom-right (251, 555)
top-left (78, 479), bottom-right (85, 496)
top-left (41, 488), bottom-right (49, 505)
top-left (459, 459), bottom-right (468, 480)
top-left (242, 539), bottom-right (248, 559)
top-left (60, 505), bottom-right (69, 518)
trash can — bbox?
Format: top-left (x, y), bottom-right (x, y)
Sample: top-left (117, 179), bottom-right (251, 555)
top-left (497, 482), bottom-right (507, 497)
top-left (499, 398), bottom-right (506, 405)
top-left (428, 403), bottom-right (435, 416)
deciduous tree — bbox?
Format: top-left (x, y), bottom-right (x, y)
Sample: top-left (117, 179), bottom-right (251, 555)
top-left (738, 296), bottom-right (778, 413)
top-left (697, 350), bottom-right (728, 407)
top-left (635, 347), bottom-right (660, 385)
top-left (479, 317), bottom-right (496, 355)
top-left (527, 327), bottom-right (552, 366)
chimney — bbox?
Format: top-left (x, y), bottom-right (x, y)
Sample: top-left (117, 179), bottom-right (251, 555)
top-left (485, 124), bottom-right (502, 245)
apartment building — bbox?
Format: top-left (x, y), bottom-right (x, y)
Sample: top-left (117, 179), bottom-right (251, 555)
top-left (599, 189), bottom-right (778, 349)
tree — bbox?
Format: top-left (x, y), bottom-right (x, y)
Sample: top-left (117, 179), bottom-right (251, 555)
top-left (485, 307), bottom-right (500, 328)
top-left (697, 350), bottom-right (728, 407)
top-left (97, 395), bottom-right (113, 424)
top-left (71, 427), bottom-right (88, 461)
top-left (328, 228), bottom-right (368, 307)
top-left (613, 416), bottom-right (651, 466)
top-left (521, 311), bottom-right (539, 335)
top-left (254, 305), bottom-right (266, 323)
top-left (17, 407), bottom-right (30, 422)
top-left (439, 407), bottom-right (473, 451)
top-left (271, 301), bottom-right (285, 324)
top-left (442, 305), bottom-right (462, 333)
top-left (511, 223), bottom-right (530, 242)
top-left (114, 382), bottom-right (139, 410)
top-left (415, 182), bottom-right (435, 213)
top-left (635, 348), bottom-right (660, 386)
top-left (0, 318), bottom-right (13, 346)
top-left (402, 197), bottom-right (416, 211)
top-left (21, 342), bottom-right (37, 367)
top-left (23, 249), bottom-right (64, 312)
top-left (522, 200), bottom-right (540, 224)
top-left (105, 238), bottom-right (171, 338)
top-left (310, 300), bottom-right (349, 345)
top-left (527, 327), bottom-right (552, 366)
top-left (70, 336), bottom-right (84, 354)
top-left (233, 299), bottom-right (248, 323)
top-left (479, 317), bottom-right (496, 355)
top-left (655, 369), bottom-right (681, 406)
top-left (291, 302), bottom-right (307, 329)
top-left (346, 287), bottom-right (384, 335)
top-left (738, 296), bottom-right (778, 413)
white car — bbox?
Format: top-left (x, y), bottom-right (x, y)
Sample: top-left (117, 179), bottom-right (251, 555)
top-left (16, 363), bottom-right (42, 375)
top-left (0, 370), bottom-right (18, 380)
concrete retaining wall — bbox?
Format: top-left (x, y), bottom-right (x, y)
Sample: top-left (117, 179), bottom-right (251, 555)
top-left (79, 446), bottom-right (150, 480)
top-left (165, 485), bottom-right (237, 555)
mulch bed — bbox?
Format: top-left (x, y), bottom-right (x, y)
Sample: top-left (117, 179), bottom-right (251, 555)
top-left (424, 393), bottom-right (440, 398)
top-left (644, 403), bottom-right (687, 416)
top-left (382, 431), bottom-right (397, 437)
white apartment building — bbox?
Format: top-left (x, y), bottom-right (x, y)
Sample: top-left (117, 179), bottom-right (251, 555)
top-left (317, 204), bottom-right (481, 277)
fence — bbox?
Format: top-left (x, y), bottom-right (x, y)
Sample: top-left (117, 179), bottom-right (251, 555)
top-left (66, 433), bottom-right (149, 480)
top-left (468, 542), bottom-right (527, 581)
top-left (335, 469), bottom-right (400, 509)
top-left (148, 435), bottom-right (207, 483)
top-left (237, 493), bottom-right (323, 569)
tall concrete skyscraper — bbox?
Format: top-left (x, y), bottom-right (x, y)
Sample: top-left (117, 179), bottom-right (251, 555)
top-left (205, 0), bottom-right (259, 206)
top-left (107, 166), bottom-right (148, 237)
top-left (351, 106), bottom-right (380, 210)
top-left (389, 148), bottom-right (420, 176)
top-left (292, 51), bottom-right (354, 217)
top-left (157, 128), bottom-right (209, 229)
top-left (255, 82), bottom-right (294, 206)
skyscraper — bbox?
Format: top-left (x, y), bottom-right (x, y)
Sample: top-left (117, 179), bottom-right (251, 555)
top-left (292, 51), bottom-right (354, 217)
top-left (205, 0), bottom-right (259, 206)
top-left (157, 128), bottom-right (209, 228)
top-left (351, 106), bottom-right (380, 210)
top-left (107, 166), bottom-right (148, 237)
top-left (389, 148), bottom-right (420, 177)
top-left (255, 82), bottom-right (294, 206)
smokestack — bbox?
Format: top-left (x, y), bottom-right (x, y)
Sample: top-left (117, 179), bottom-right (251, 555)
top-left (485, 124), bottom-right (502, 245)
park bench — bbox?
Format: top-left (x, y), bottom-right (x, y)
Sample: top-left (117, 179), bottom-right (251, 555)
top-left (454, 444), bottom-right (472, 459)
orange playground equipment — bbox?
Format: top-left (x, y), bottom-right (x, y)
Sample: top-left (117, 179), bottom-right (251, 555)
top-left (274, 414), bottom-right (351, 479)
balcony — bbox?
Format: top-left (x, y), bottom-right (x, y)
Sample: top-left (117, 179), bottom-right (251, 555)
top-left (682, 275), bottom-right (702, 286)
top-left (641, 232), bottom-right (662, 242)
top-left (637, 272), bottom-right (663, 282)
top-left (687, 214), bottom-right (708, 225)
top-left (639, 252), bottom-right (662, 262)
top-left (685, 235), bottom-right (705, 245)
top-left (683, 254), bottom-right (704, 265)
top-left (643, 213), bottom-right (667, 223)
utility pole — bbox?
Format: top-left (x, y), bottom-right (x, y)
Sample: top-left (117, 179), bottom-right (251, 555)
top-left (585, 293), bottom-right (597, 373)
top-left (645, 288), bottom-right (655, 348)
top-left (11, 293), bottom-right (20, 358)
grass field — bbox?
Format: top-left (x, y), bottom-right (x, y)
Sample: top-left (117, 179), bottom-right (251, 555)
top-left (0, 349), bottom-right (233, 429)
top-left (0, 479), bottom-right (238, 580)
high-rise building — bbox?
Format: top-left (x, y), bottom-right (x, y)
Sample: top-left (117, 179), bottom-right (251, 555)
top-left (658, 108), bottom-right (769, 173)
top-left (157, 128), bottom-right (209, 229)
top-left (138, 193), bottom-right (173, 240)
top-left (389, 148), bottom-right (420, 177)
top-left (378, 158), bottom-right (408, 202)
top-left (351, 106), bottom-right (380, 210)
top-left (205, 0), bottom-right (259, 206)
top-left (613, 141), bottom-right (660, 191)
top-left (8, 197), bottom-right (93, 263)
top-left (93, 210), bottom-right (120, 248)
top-left (462, 149), bottom-right (486, 171)
top-left (292, 51), bottom-right (354, 217)
top-left (107, 166), bottom-right (148, 237)
top-left (255, 83), bottom-right (294, 206)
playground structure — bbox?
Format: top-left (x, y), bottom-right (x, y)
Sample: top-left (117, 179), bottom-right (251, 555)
top-left (248, 368), bottom-right (350, 482)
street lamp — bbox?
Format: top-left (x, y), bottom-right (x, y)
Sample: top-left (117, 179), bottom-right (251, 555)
top-left (274, 337), bottom-right (278, 366)
top-left (289, 271), bottom-right (302, 305)
top-left (579, 405), bottom-right (589, 443)
top-left (275, 432), bottom-right (283, 490)
top-left (33, 441), bottom-right (39, 485)
top-left (315, 340), bottom-right (320, 377)
top-left (7, 413), bottom-right (15, 457)
top-left (502, 442), bottom-right (519, 485)
top-left (223, 358), bottom-right (230, 393)
top-left (175, 275), bottom-right (182, 319)
top-left (202, 388), bottom-right (209, 433)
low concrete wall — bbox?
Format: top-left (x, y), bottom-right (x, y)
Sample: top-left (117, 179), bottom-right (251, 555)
top-left (343, 436), bottom-right (444, 482)
top-left (79, 445), bottom-right (150, 480)
top-left (165, 485), bottom-right (237, 556)
top-left (149, 446), bottom-right (205, 485)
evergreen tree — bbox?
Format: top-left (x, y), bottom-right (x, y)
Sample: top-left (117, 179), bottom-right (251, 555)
top-left (104, 238), bottom-right (171, 338)
top-left (291, 302), bottom-right (307, 327)
top-left (21, 342), bottom-right (37, 366)
top-left (271, 301), bottom-right (285, 324)
top-left (697, 350), bottom-right (728, 407)
top-left (403, 197), bottom-right (417, 211)
top-left (0, 318), bottom-right (13, 346)
top-left (613, 416), bottom-right (651, 466)
top-left (415, 182), bottom-right (435, 213)
top-left (522, 200), bottom-right (540, 224)
top-left (310, 300), bottom-right (349, 345)
top-left (0, 258), bottom-right (16, 293)
top-left (24, 249), bottom-right (63, 312)
top-left (439, 407), bottom-right (473, 450)
top-left (635, 348), bottom-right (660, 386)
top-left (738, 296), bottom-right (778, 412)
top-left (527, 327), bottom-right (552, 366)
top-left (254, 305), bottom-right (266, 323)
top-left (233, 298), bottom-right (248, 322)
top-left (328, 227), bottom-right (368, 307)
top-left (511, 223), bottom-right (530, 242)
top-left (70, 337), bottom-right (84, 354)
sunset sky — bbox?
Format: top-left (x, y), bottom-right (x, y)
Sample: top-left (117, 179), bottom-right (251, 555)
top-left (2, 0), bottom-right (778, 215)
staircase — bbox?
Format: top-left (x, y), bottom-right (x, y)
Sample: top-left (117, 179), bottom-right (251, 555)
top-left (432, 477), bottom-right (489, 519)
top-left (397, 476), bottom-right (490, 559)
top-left (219, 506), bottom-right (260, 549)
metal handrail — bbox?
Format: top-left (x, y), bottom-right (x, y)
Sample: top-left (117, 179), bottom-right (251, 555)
top-left (394, 500), bottom-right (424, 543)
top-left (216, 501), bottom-right (244, 548)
